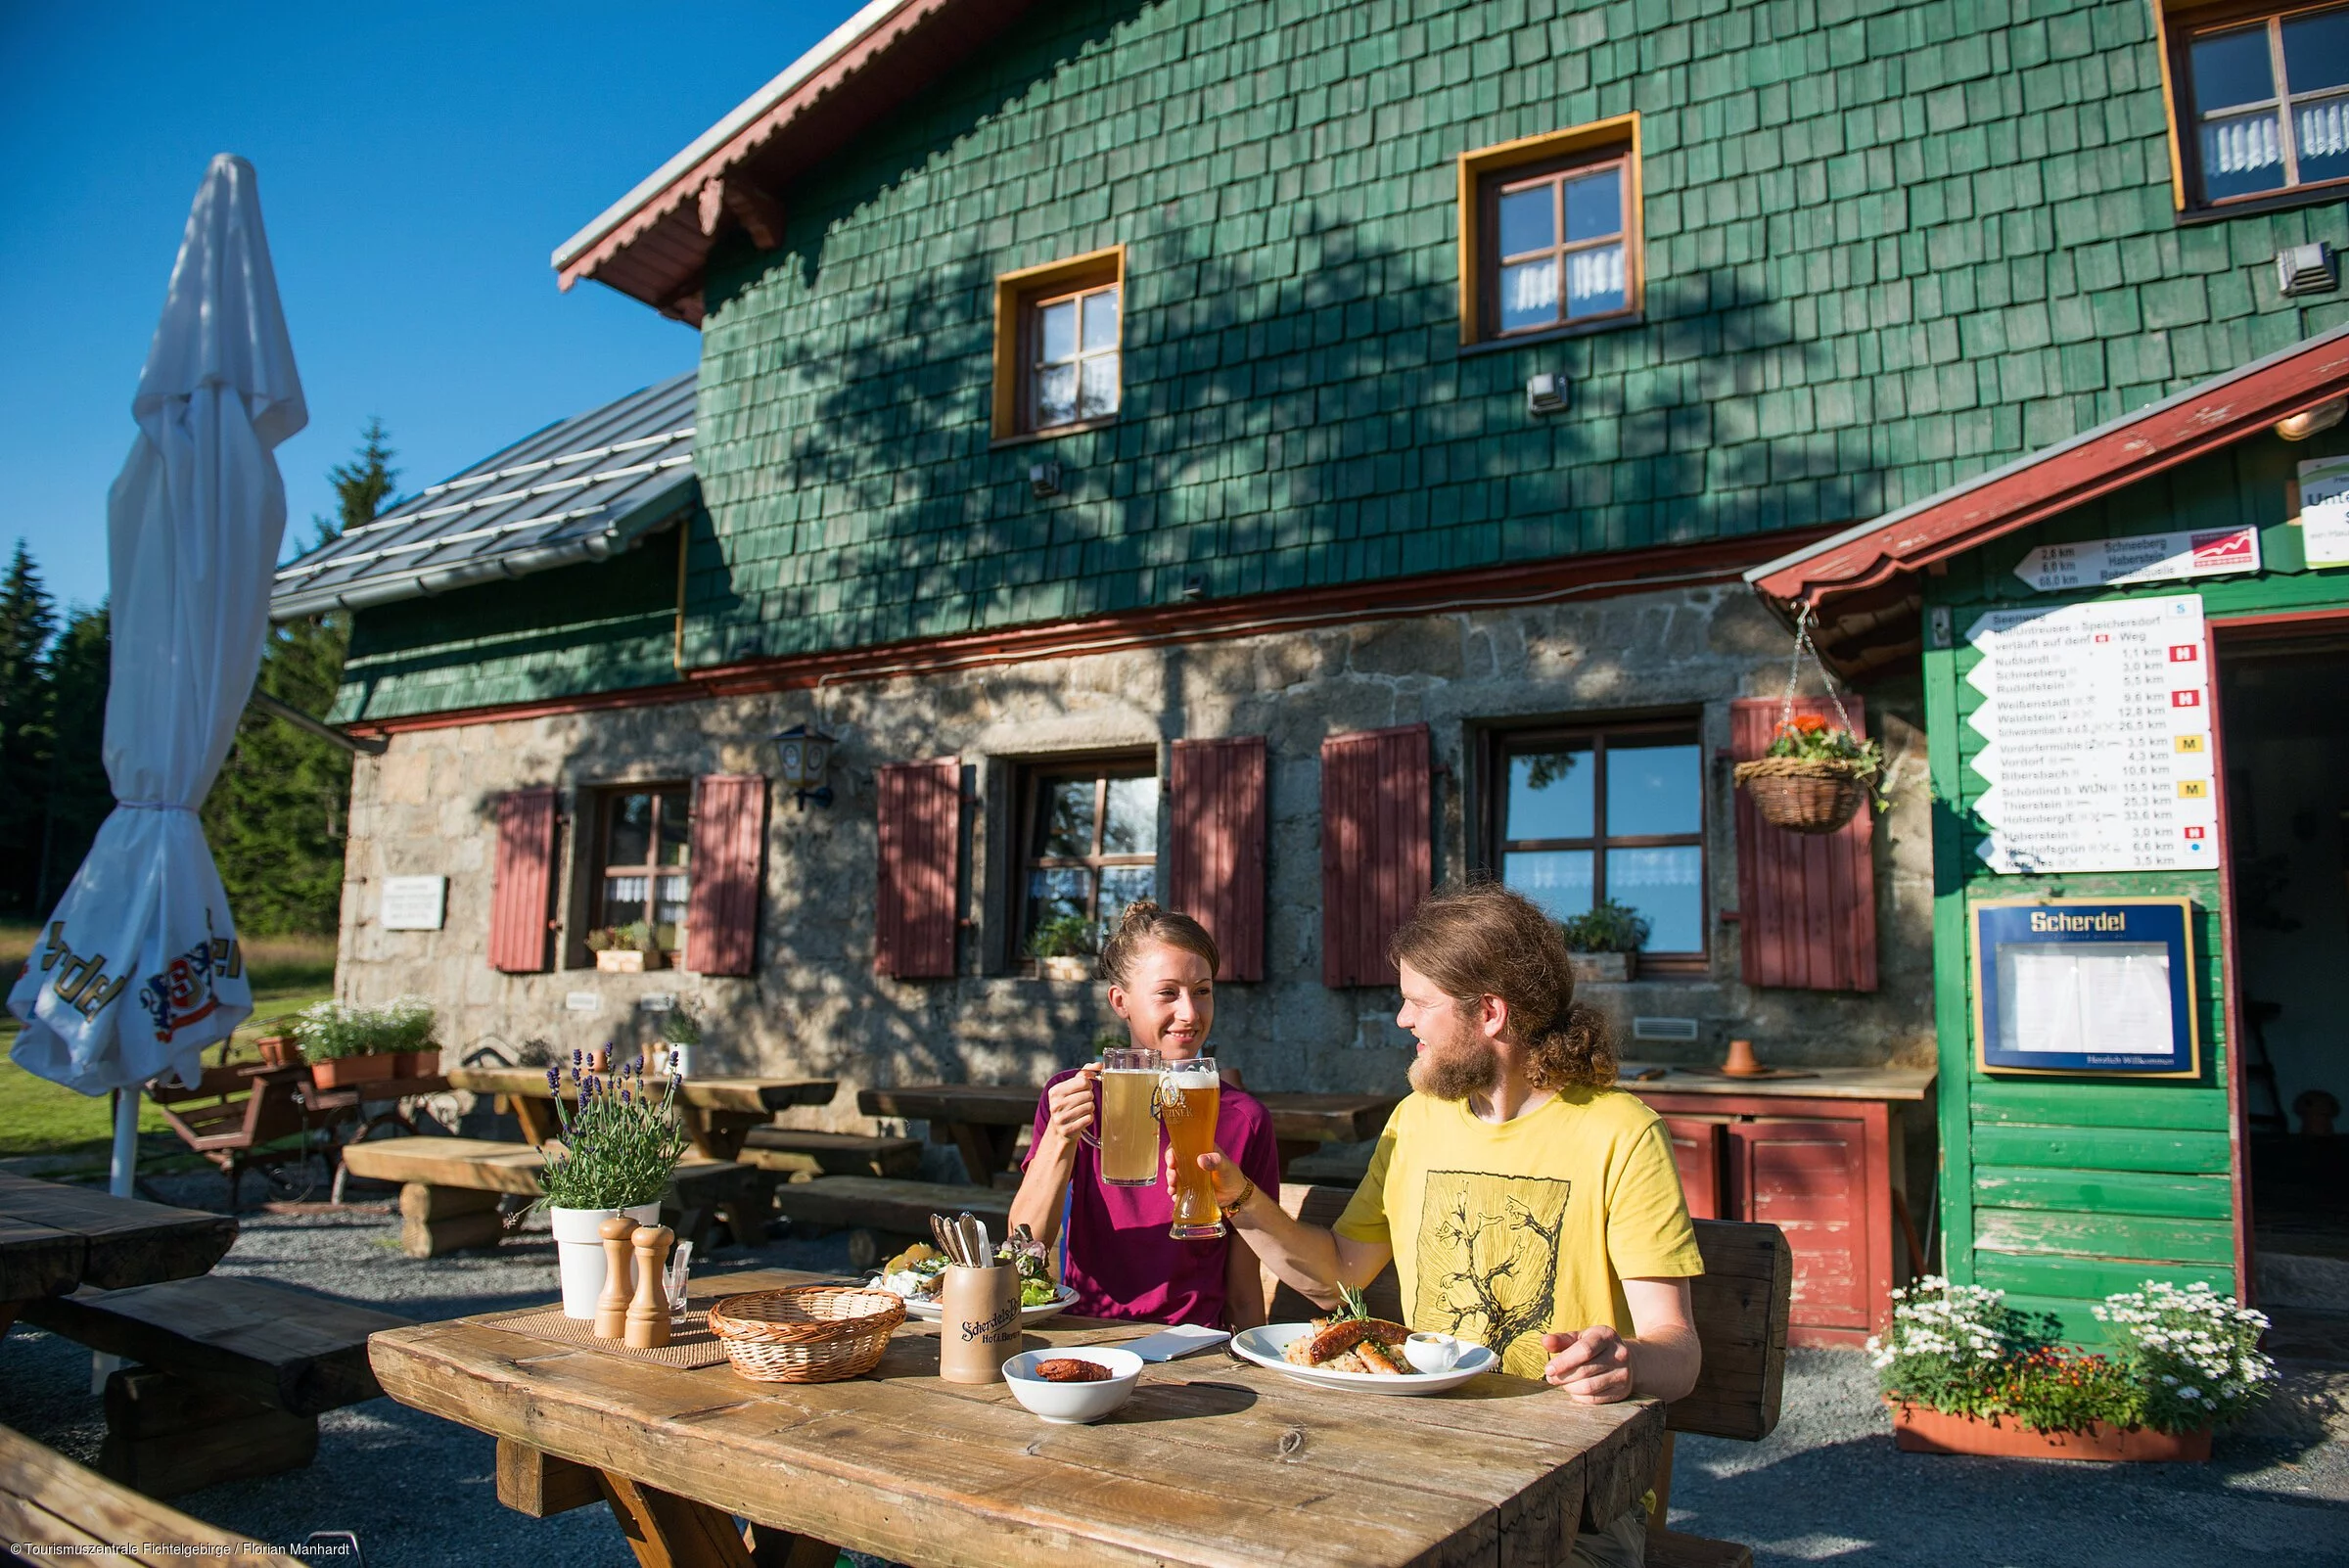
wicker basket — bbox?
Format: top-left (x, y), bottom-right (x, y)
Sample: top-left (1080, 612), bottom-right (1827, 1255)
top-left (707, 1286), bottom-right (905, 1383)
top-left (1733, 757), bottom-right (1866, 835)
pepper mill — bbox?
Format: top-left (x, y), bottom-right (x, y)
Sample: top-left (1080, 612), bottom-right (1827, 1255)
top-left (625, 1224), bottom-right (674, 1349)
top-left (593, 1216), bottom-right (635, 1339)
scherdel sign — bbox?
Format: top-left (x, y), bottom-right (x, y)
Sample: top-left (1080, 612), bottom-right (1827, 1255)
top-left (2011, 526), bottom-right (2261, 593)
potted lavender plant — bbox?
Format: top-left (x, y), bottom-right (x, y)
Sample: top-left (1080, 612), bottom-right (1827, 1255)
top-left (530, 1048), bottom-right (691, 1318)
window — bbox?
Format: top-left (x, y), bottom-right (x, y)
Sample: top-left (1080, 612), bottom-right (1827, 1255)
top-left (991, 248), bottom-right (1124, 440)
top-left (1016, 759), bottom-right (1158, 957)
top-left (1457, 116), bottom-right (1641, 346)
top-left (1488, 723), bottom-right (1706, 968)
top-left (593, 786), bottom-right (691, 951)
top-left (2175, 4), bottom-right (2349, 205)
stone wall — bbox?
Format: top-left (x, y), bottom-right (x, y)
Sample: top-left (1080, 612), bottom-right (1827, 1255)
top-left (338, 582), bottom-right (1934, 1126)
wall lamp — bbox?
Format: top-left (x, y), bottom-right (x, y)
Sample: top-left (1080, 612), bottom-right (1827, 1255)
top-left (773, 723), bottom-right (837, 809)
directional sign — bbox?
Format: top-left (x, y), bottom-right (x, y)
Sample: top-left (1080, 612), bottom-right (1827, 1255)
top-left (2011, 527), bottom-right (2260, 593)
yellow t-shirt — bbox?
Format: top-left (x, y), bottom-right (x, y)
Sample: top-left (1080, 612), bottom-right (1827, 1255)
top-left (1333, 1086), bottom-right (1703, 1378)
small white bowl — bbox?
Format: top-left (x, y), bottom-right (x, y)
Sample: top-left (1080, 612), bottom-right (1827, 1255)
top-left (1002, 1346), bottom-right (1144, 1424)
top-left (1405, 1331), bottom-right (1463, 1374)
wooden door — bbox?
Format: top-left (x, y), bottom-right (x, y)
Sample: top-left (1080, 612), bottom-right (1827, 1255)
top-left (1727, 1116), bottom-right (1868, 1332)
top-left (1661, 1117), bottom-right (1726, 1222)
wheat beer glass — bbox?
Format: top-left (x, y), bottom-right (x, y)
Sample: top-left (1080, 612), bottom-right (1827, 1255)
top-left (1089, 1048), bottom-right (1161, 1188)
top-left (1160, 1058), bottom-right (1224, 1239)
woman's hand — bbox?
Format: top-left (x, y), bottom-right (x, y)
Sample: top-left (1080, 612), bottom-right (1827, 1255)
top-left (1039, 1065), bottom-right (1099, 1148)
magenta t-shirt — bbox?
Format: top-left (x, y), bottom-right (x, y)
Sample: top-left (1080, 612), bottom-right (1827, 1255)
top-left (1024, 1067), bottom-right (1282, 1328)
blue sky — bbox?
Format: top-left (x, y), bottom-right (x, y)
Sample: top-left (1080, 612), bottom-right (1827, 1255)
top-left (0, 2), bottom-right (862, 613)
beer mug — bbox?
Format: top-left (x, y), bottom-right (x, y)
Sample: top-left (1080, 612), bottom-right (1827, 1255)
top-left (938, 1262), bottom-right (1022, 1384)
top-left (1158, 1057), bottom-right (1224, 1240)
top-left (1082, 1047), bottom-right (1162, 1188)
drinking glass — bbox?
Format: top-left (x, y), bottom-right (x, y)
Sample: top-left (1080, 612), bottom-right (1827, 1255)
top-left (1159, 1057), bottom-right (1224, 1239)
top-left (1084, 1047), bottom-right (1162, 1188)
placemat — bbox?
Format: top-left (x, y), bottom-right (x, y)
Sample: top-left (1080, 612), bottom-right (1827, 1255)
top-left (495, 1304), bottom-right (733, 1368)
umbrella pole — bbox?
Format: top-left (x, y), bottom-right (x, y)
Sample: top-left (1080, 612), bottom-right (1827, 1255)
top-left (109, 1086), bottom-right (139, 1197)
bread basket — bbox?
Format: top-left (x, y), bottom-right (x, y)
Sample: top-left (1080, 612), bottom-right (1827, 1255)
top-left (706, 1285), bottom-right (905, 1382)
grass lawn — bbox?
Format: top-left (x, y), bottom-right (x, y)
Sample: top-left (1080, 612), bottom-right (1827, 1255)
top-left (0, 927), bottom-right (336, 1163)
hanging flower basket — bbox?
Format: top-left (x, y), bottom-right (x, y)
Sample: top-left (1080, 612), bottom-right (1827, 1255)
top-left (1734, 754), bottom-right (1869, 835)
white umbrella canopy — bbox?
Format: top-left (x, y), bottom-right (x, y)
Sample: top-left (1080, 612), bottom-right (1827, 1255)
top-left (8, 155), bottom-right (305, 1191)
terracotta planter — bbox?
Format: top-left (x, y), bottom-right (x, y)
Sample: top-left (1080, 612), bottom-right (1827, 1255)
top-left (1036, 955), bottom-right (1093, 982)
top-left (1889, 1402), bottom-right (2210, 1462)
top-left (255, 1035), bottom-right (303, 1069)
top-left (310, 1052), bottom-right (401, 1089)
top-left (595, 948), bottom-right (660, 973)
top-left (393, 1048), bottom-right (439, 1079)
top-left (1569, 951), bottom-right (1636, 984)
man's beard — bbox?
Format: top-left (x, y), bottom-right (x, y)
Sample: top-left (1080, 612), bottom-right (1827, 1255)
top-left (1409, 1033), bottom-right (1500, 1101)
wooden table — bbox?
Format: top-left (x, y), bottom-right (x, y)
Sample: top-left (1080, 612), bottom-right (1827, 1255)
top-left (445, 1067), bottom-right (836, 1161)
top-left (0, 1172), bottom-right (237, 1338)
top-left (368, 1267), bottom-right (1663, 1568)
top-left (856, 1083), bottom-right (1404, 1183)
top-left (1619, 1062), bottom-right (1935, 1348)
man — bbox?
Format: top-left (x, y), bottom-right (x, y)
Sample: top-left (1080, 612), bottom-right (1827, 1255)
top-left (1198, 882), bottom-right (1702, 1567)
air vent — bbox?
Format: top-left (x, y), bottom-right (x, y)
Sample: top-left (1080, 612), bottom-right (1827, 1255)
top-left (2278, 242), bottom-right (2337, 297)
top-left (1632, 1016), bottom-right (1700, 1042)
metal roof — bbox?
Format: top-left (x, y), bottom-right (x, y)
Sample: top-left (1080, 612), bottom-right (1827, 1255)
top-left (270, 372), bottom-right (697, 621)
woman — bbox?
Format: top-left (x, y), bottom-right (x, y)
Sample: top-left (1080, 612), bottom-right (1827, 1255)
top-left (1008, 900), bottom-right (1280, 1329)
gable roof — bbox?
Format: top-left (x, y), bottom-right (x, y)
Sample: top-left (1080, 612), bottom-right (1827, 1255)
top-left (551, 0), bottom-right (1038, 324)
top-left (270, 373), bottom-right (696, 622)
top-left (1745, 324), bottom-right (2349, 674)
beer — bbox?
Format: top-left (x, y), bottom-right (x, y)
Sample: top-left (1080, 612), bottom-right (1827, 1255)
top-left (1095, 1049), bottom-right (1160, 1188)
top-left (1160, 1058), bottom-right (1224, 1240)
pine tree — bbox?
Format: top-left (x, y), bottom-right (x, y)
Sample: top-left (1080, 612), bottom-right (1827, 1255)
top-left (0, 543), bottom-right (58, 912)
top-left (202, 420), bottom-right (395, 934)
top-left (36, 604), bottom-right (110, 913)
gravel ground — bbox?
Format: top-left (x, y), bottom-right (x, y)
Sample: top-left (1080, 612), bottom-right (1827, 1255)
top-left (5, 1170), bottom-right (2346, 1567)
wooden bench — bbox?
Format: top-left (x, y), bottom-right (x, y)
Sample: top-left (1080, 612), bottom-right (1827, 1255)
top-left (0, 1419), bottom-right (305, 1565)
top-left (740, 1127), bottom-right (923, 1180)
top-left (21, 1274), bottom-right (413, 1498)
top-left (335, 1136), bottom-right (766, 1257)
top-left (1267, 1184), bottom-right (1789, 1566)
top-left (768, 1175), bottom-right (1013, 1270)
top-left (146, 1057), bottom-right (315, 1213)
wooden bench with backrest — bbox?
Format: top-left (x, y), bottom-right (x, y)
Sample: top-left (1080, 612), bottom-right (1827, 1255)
top-left (145, 1051), bottom-right (316, 1213)
top-left (20, 1274), bottom-right (413, 1498)
top-left (1267, 1183), bottom-right (1792, 1568)
top-left (334, 1135), bottom-right (765, 1257)
top-left (0, 1419), bottom-right (306, 1565)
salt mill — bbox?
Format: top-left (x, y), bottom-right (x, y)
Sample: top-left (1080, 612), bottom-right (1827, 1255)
top-left (625, 1224), bottom-right (674, 1349)
top-left (593, 1216), bottom-right (635, 1339)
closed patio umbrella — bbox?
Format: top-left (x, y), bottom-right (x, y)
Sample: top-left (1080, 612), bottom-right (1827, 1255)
top-left (8, 155), bottom-right (305, 1198)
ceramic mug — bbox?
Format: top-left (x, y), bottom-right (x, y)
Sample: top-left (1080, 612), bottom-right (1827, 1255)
top-left (938, 1264), bottom-right (1021, 1384)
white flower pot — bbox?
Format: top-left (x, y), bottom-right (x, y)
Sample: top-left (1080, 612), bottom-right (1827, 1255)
top-left (551, 1201), bottom-right (663, 1319)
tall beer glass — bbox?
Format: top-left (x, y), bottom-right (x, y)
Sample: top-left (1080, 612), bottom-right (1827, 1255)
top-left (1160, 1058), bottom-right (1224, 1239)
top-left (1090, 1048), bottom-right (1161, 1188)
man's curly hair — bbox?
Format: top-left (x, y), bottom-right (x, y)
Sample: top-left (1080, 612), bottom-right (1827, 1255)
top-left (1387, 880), bottom-right (1617, 1090)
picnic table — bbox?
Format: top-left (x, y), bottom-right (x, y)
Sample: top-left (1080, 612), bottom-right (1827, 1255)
top-left (367, 1266), bottom-right (1664, 1568)
top-left (856, 1083), bottom-right (1403, 1183)
top-left (444, 1066), bottom-right (836, 1161)
top-left (0, 1172), bottom-right (236, 1338)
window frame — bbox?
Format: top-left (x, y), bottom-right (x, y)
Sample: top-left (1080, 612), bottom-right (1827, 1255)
top-left (1480, 150), bottom-right (1638, 340)
top-left (1011, 752), bottom-right (1160, 968)
top-left (1483, 718), bottom-right (1709, 975)
top-left (991, 247), bottom-right (1125, 443)
top-left (1456, 115), bottom-right (1643, 348)
top-left (588, 782), bottom-right (694, 954)
top-left (2162, 0), bottom-right (2349, 212)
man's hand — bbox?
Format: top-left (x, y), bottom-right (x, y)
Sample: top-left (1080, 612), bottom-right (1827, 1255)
top-left (1541, 1326), bottom-right (1635, 1404)
top-left (1039, 1065), bottom-right (1098, 1146)
top-left (1167, 1144), bottom-right (1250, 1206)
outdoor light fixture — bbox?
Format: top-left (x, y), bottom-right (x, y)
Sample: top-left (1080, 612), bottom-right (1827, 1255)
top-left (773, 722), bottom-right (837, 809)
top-left (2278, 395), bottom-right (2348, 441)
top-left (1525, 373), bottom-right (1569, 416)
top-left (1030, 461), bottom-right (1062, 498)
top-left (2277, 242), bottom-right (2337, 297)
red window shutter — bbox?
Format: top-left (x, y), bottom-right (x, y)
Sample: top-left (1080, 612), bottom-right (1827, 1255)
top-left (684, 774), bottom-right (767, 976)
top-left (1731, 696), bottom-right (1878, 992)
top-left (876, 759), bottom-right (960, 979)
top-left (1320, 724), bottom-right (1431, 988)
top-left (487, 787), bottom-right (559, 973)
top-left (1169, 736), bottom-right (1268, 983)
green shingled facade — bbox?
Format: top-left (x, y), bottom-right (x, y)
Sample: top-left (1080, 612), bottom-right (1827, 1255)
top-left (350, 0), bottom-right (2349, 717)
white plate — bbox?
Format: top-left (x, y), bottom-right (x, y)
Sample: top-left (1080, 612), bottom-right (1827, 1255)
top-left (1229, 1323), bottom-right (1497, 1395)
top-left (894, 1285), bottom-right (1080, 1324)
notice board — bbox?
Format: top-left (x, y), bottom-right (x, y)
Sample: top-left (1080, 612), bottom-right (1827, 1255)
top-left (1971, 898), bottom-right (2198, 1078)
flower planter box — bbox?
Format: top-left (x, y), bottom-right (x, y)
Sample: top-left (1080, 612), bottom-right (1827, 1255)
top-left (1889, 1403), bottom-right (2210, 1462)
top-left (1036, 955), bottom-right (1092, 982)
top-left (595, 949), bottom-right (663, 974)
top-left (1568, 951), bottom-right (1636, 984)
top-left (392, 1048), bottom-right (439, 1079)
top-left (309, 1052), bottom-right (402, 1090)
top-left (254, 1035), bottom-right (303, 1069)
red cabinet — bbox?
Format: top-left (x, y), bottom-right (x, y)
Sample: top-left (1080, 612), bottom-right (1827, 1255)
top-left (1635, 1087), bottom-right (1911, 1348)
